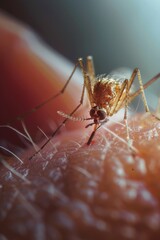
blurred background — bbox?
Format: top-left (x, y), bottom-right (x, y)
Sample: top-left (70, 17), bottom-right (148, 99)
top-left (1, 0), bottom-right (160, 108)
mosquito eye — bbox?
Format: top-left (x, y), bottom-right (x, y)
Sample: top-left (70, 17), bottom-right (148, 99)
top-left (97, 109), bottom-right (106, 120)
top-left (90, 108), bottom-right (96, 117)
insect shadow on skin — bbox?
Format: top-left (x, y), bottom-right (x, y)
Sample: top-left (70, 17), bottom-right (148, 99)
top-left (6, 56), bottom-right (160, 158)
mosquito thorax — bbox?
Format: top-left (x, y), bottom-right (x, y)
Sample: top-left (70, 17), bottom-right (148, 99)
top-left (89, 106), bottom-right (107, 121)
top-left (93, 76), bottom-right (123, 111)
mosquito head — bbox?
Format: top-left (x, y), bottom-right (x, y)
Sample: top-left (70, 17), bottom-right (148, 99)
top-left (89, 106), bottom-right (107, 121)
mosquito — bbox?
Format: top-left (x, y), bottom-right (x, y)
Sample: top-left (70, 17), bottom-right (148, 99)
top-left (9, 56), bottom-right (160, 157)
top-left (56, 57), bottom-right (160, 146)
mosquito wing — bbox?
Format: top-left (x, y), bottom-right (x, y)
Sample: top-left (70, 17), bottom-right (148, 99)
top-left (96, 67), bottom-right (132, 82)
top-left (108, 67), bottom-right (132, 82)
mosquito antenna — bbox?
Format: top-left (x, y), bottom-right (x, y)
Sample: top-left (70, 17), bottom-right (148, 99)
top-left (57, 111), bottom-right (91, 122)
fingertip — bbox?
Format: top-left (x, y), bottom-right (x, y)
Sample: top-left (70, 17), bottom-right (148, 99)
top-left (0, 12), bottom-right (87, 149)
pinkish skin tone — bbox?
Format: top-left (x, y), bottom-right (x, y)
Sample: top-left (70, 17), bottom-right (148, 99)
top-left (1, 13), bottom-right (160, 240)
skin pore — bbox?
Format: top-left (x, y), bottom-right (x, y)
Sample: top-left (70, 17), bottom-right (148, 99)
top-left (0, 13), bottom-right (160, 240)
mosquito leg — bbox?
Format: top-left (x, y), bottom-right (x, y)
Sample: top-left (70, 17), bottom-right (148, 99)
top-left (86, 56), bottom-right (95, 79)
top-left (136, 68), bottom-right (150, 113)
top-left (80, 58), bottom-right (94, 107)
top-left (8, 60), bottom-right (80, 125)
top-left (46, 59), bottom-right (88, 136)
top-left (128, 72), bottom-right (160, 103)
top-left (128, 71), bottom-right (160, 120)
top-left (51, 57), bottom-right (96, 138)
top-left (109, 79), bottom-right (128, 116)
top-left (118, 68), bottom-right (151, 113)
top-left (152, 98), bottom-right (160, 121)
top-left (156, 98), bottom-right (160, 117)
top-left (123, 80), bottom-right (132, 147)
top-left (123, 80), bottom-right (139, 155)
top-left (30, 58), bottom-right (88, 158)
top-left (129, 69), bottom-right (160, 122)
top-left (127, 68), bottom-right (159, 114)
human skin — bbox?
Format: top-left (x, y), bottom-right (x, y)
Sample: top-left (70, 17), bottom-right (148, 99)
top-left (0, 13), bottom-right (160, 240)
